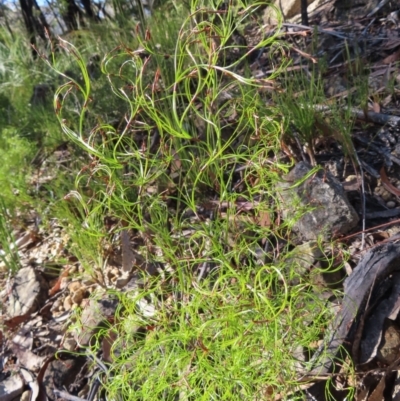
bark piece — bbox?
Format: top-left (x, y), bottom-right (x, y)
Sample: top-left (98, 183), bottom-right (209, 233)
top-left (310, 243), bottom-right (400, 374)
top-left (360, 273), bottom-right (400, 365)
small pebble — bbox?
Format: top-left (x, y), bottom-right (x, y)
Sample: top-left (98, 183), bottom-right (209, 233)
top-left (345, 174), bottom-right (357, 182)
top-left (387, 201), bottom-right (396, 209)
top-left (21, 390), bottom-right (31, 401)
top-left (69, 265), bottom-right (77, 274)
top-left (68, 281), bottom-right (82, 293)
top-left (63, 337), bottom-right (77, 351)
top-left (71, 288), bottom-right (85, 304)
top-left (381, 191), bottom-right (392, 201)
top-left (64, 295), bottom-right (73, 311)
top-left (60, 277), bottom-right (71, 290)
top-left (51, 299), bottom-right (62, 311)
top-left (0, 261), bottom-right (7, 273)
top-left (82, 278), bottom-right (95, 286)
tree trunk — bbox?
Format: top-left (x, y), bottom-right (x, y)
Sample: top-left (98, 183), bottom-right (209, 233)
top-left (62, 0), bottom-right (84, 30)
top-left (19, 0), bottom-right (51, 58)
top-left (45, 0), bottom-right (66, 34)
top-left (80, 0), bottom-right (100, 21)
top-left (301, 0), bottom-right (309, 26)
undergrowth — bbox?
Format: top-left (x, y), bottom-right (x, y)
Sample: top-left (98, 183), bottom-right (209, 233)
top-left (0, 0), bottom-right (358, 399)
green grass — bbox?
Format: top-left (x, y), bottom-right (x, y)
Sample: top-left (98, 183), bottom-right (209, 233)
top-left (52, 3), bottom-right (354, 400)
top-left (0, 1), bottom-right (360, 399)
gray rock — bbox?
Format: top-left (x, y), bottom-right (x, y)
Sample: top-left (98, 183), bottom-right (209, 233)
top-left (7, 267), bottom-right (48, 318)
top-left (0, 374), bottom-right (24, 401)
top-left (283, 241), bottom-right (323, 283)
top-left (74, 296), bottom-right (118, 346)
top-left (277, 162), bottom-right (359, 241)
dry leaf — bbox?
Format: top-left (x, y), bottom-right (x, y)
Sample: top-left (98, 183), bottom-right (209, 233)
top-left (382, 48), bottom-right (400, 64)
top-left (48, 267), bottom-right (71, 297)
top-left (257, 211), bottom-right (271, 228)
top-left (4, 313), bottom-right (31, 329)
top-left (372, 101), bottom-right (380, 113)
top-left (380, 166), bottom-right (400, 197)
top-left (367, 375), bottom-right (386, 401)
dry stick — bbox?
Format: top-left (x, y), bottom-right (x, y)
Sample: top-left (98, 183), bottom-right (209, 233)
top-left (380, 166), bottom-right (400, 197)
top-left (281, 23), bottom-right (350, 40)
top-left (351, 150), bottom-right (366, 250)
top-left (312, 105), bottom-right (400, 128)
top-left (366, 0), bottom-right (391, 18)
top-left (351, 108), bottom-right (400, 127)
top-left (339, 217), bottom-right (400, 243)
top-left (300, 0), bottom-right (309, 26)
top-left (362, 17), bottom-right (376, 36)
top-left (53, 390), bottom-right (87, 401)
top-left (366, 208), bottom-right (400, 219)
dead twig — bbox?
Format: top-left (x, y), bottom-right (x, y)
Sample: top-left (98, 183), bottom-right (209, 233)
top-left (366, 0), bottom-right (391, 18)
top-left (282, 23), bottom-right (350, 40)
top-left (53, 390), bottom-right (87, 401)
top-left (352, 109), bottom-right (400, 127)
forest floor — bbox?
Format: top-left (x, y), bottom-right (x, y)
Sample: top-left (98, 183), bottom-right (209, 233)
top-left (3, 1), bottom-right (400, 400)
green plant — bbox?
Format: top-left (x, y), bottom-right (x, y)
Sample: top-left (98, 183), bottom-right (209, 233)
top-left (275, 57), bottom-right (359, 168)
top-left (41, 1), bottom-right (355, 399)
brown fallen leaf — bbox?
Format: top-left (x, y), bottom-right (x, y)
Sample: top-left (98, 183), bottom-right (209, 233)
top-left (382, 48), bottom-right (400, 64)
top-left (102, 328), bottom-right (118, 363)
top-left (4, 313), bottom-right (31, 330)
top-left (256, 210), bottom-right (271, 228)
top-left (372, 101), bottom-right (380, 113)
top-left (48, 266), bottom-right (71, 297)
top-left (380, 166), bottom-right (400, 197)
